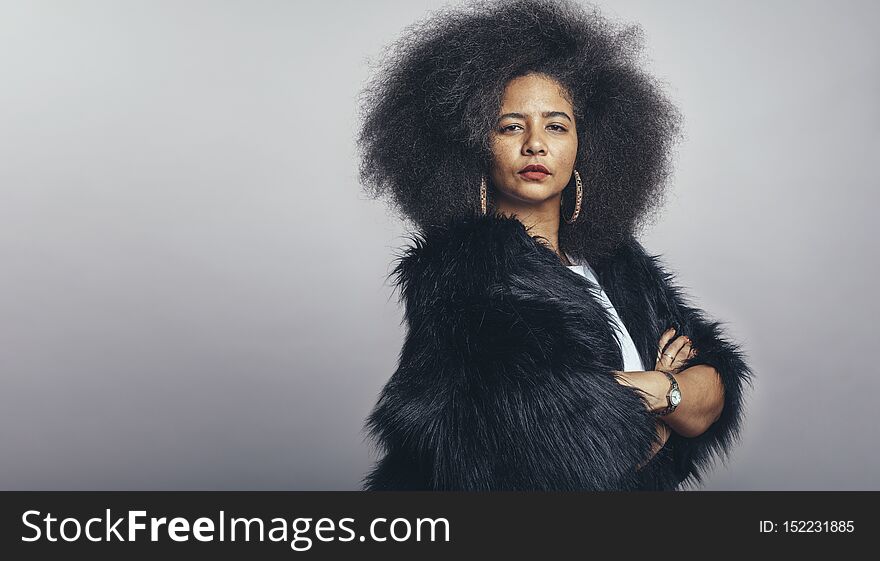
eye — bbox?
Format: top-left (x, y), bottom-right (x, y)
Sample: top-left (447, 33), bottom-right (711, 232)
top-left (497, 123), bottom-right (568, 133)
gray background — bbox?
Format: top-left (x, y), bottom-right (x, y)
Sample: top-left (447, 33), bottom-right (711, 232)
top-left (1, 0), bottom-right (877, 490)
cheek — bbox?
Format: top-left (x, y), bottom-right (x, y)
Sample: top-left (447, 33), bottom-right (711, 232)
top-left (560, 143), bottom-right (578, 170)
top-left (490, 138), bottom-right (517, 171)
top-left (558, 136), bottom-right (578, 159)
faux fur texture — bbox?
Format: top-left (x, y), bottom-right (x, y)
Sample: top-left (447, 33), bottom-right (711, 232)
top-left (363, 214), bottom-right (753, 490)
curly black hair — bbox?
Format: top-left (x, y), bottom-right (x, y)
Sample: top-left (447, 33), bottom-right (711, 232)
top-left (356, 0), bottom-right (682, 263)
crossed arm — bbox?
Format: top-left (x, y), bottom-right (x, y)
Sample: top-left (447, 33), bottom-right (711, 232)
top-left (614, 327), bottom-right (726, 466)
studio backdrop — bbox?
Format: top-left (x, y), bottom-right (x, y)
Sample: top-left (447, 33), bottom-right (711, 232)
top-left (0, 0), bottom-right (877, 490)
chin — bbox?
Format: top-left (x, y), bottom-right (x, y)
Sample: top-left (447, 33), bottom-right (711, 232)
top-left (497, 183), bottom-right (561, 205)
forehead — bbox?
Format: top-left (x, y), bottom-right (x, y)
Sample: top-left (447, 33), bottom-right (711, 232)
top-left (499, 74), bottom-right (573, 112)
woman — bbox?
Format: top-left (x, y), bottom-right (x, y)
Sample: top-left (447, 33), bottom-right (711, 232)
top-left (357, 0), bottom-right (752, 490)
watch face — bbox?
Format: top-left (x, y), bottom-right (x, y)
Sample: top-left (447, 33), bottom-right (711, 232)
top-left (670, 389), bottom-right (682, 406)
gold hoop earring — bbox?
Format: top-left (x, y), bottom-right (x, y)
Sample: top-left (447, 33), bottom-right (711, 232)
top-left (562, 170), bottom-right (583, 224)
top-left (480, 175), bottom-right (487, 216)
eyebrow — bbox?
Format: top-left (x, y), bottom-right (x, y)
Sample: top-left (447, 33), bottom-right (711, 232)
top-left (497, 111), bottom-right (573, 123)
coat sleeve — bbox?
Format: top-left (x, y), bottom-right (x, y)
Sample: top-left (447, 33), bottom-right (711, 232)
top-left (362, 219), bottom-right (661, 491)
top-left (629, 239), bottom-right (755, 487)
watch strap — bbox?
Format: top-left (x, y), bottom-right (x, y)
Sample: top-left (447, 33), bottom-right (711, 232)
top-left (655, 370), bottom-right (680, 417)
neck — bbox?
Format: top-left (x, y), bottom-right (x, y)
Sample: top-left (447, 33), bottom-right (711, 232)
top-left (495, 194), bottom-right (570, 265)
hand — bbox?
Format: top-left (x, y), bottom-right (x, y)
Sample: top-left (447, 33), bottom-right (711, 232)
top-left (637, 420), bottom-right (672, 471)
top-left (613, 370), bottom-right (673, 414)
top-left (655, 327), bottom-right (696, 374)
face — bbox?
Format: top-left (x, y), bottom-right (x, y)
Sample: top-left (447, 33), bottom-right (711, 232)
top-left (489, 73), bottom-right (578, 209)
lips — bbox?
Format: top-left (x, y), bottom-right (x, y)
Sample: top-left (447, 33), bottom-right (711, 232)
top-left (518, 164), bottom-right (551, 174)
top-left (518, 163), bottom-right (551, 181)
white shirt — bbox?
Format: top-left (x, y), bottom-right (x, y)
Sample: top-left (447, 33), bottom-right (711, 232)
top-left (564, 253), bottom-right (646, 372)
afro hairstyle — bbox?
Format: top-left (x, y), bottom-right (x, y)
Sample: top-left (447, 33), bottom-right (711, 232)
top-left (356, 0), bottom-right (682, 263)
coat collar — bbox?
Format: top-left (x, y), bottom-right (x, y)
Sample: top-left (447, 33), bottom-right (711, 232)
top-left (391, 213), bottom-right (629, 372)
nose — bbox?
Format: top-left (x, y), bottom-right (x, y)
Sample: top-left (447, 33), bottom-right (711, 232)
top-left (522, 129), bottom-right (547, 156)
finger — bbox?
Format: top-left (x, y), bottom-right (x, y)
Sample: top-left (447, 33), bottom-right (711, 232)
top-left (676, 341), bottom-right (692, 361)
top-left (659, 420), bottom-right (671, 437)
top-left (658, 335), bottom-right (686, 366)
top-left (671, 341), bottom-right (692, 370)
top-left (655, 420), bottom-right (671, 445)
top-left (664, 335), bottom-right (689, 359)
top-left (656, 352), bottom-right (671, 372)
top-left (659, 336), bottom-right (690, 371)
top-left (655, 327), bottom-right (677, 368)
top-left (657, 327), bottom-right (676, 353)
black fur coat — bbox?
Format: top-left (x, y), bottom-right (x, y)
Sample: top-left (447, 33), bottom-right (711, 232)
top-left (363, 214), bottom-right (752, 491)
